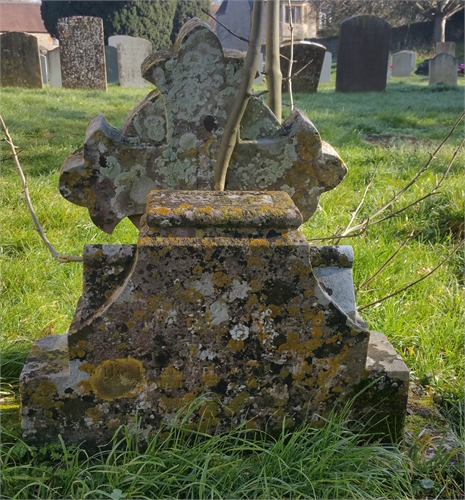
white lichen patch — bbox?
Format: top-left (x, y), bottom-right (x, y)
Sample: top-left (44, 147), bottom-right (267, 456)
top-left (178, 132), bottom-right (198, 151)
top-left (225, 279), bottom-right (251, 301)
top-left (209, 300), bottom-right (229, 325)
top-left (229, 323), bottom-right (249, 341)
top-left (192, 273), bottom-right (215, 296)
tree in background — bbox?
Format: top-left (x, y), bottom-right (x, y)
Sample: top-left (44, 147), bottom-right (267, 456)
top-left (317, 0), bottom-right (463, 43)
top-left (41, 0), bottom-right (210, 50)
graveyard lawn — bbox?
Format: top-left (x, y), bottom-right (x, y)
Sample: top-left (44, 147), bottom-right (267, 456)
top-left (1, 78), bottom-right (464, 499)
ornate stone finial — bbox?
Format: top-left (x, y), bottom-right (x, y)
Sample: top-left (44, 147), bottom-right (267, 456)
top-left (58, 18), bottom-right (347, 233)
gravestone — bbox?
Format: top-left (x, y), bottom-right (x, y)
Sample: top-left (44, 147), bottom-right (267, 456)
top-left (47, 47), bottom-right (62, 88)
top-left (0, 32), bottom-right (43, 88)
top-left (336, 16), bottom-right (391, 92)
top-left (392, 50), bottom-right (416, 77)
top-left (108, 35), bottom-right (152, 88)
top-left (280, 41), bottom-right (326, 92)
top-left (20, 18), bottom-right (409, 447)
top-left (40, 53), bottom-right (48, 84)
top-left (57, 16), bottom-right (107, 90)
top-left (255, 52), bottom-right (264, 84)
top-left (105, 46), bottom-right (119, 84)
top-left (436, 42), bottom-right (455, 56)
top-left (429, 52), bottom-right (458, 86)
top-left (319, 51), bottom-right (332, 84)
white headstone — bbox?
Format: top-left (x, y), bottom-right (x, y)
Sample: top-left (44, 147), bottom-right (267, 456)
top-left (392, 50), bottom-right (416, 77)
top-left (40, 53), bottom-right (48, 84)
top-left (108, 35), bottom-right (152, 88)
top-left (47, 47), bottom-right (62, 88)
top-left (254, 52), bottom-right (264, 84)
top-left (429, 53), bottom-right (458, 86)
top-left (436, 42), bottom-right (455, 57)
top-left (319, 51), bottom-right (331, 83)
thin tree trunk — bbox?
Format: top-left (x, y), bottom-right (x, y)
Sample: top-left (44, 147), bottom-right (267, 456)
top-left (212, 0), bottom-right (265, 191)
top-left (433, 15), bottom-right (447, 43)
top-left (266, 0), bottom-right (282, 120)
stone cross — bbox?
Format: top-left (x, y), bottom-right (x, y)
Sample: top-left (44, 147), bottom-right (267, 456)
top-left (59, 18), bottom-right (347, 233)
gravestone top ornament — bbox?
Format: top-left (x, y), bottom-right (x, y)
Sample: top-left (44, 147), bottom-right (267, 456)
top-left (59, 18), bottom-right (347, 233)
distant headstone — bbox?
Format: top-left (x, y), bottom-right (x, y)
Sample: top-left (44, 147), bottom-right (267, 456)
top-left (0, 32), bottom-right (43, 88)
top-left (254, 52), bottom-right (264, 84)
top-left (108, 35), bottom-right (152, 88)
top-left (436, 42), bottom-right (455, 56)
top-left (105, 46), bottom-right (119, 84)
top-left (40, 53), bottom-right (48, 84)
top-left (47, 47), bottom-right (62, 87)
top-left (57, 16), bottom-right (107, 90)
top-left (319, 51), bottom-right (332, 83)
top-left (392, 50), bottom-right (416, 77)
top-left (336, 15), bottom-right (391, 92)
top-left (429, 52), bottom-right (458, 86)
top-left (280, 41), bottom-right (326, 92)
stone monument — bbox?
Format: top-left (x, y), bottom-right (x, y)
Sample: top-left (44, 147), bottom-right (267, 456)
top-left (436, 42), bottom-right (455, 56)
top-left (57, 16), bottom-right (107, 90)
top-left (336, 16), bottom-right (391, 92)
top-left (319, 52), bottom-right (332, 84)
top-left (20, 19), bottom-right (409, 447)
top-left (392, 51), bottom-right (416, 77)
top-left (47, 47), bottom-right (62, 88)
top-left (0, 32), bottom-right (43, 88)
top-left (280, 41), bottom-right (326, 93)
top-left (429, 53), bottom-right (458, 86)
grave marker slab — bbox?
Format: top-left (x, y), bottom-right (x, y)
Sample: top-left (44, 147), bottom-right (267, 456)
top-left (47, 47), bottom-right (62, 87)
top-left (0, 32), bottom-right (43, 88)
top-left (280, 41), bottom-right (326, 92)
top-left (57, 16), bottom-right (107, 90)
top-left (108, 35), bottom-right (152, 87)
top-left (436, 42), bottom-right (455, 56)
top-left (105, 46), bottom-right (119, 83)
top-left (336, 15), bottom-right (391, 92)
top-left (319, 51), bottom-right (332, 83)
top-left (40, 53), bottom-right (48, 84)
top-left (429, 52), bottom-right (458, 86)
top-left (392, 50), bottom-right (416, 77)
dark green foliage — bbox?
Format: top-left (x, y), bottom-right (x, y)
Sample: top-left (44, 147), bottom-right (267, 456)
top-left (40, 0), bottom-right (210, 49)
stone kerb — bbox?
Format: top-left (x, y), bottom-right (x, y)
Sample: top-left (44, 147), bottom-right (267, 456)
top-left (108, 35), bottom-right (152, 87)
top-left (336, 15), bottom-right (391, 92)
top-left (280, 41), bottom-right (326, 92)
top-left (429, 52), bottom-right (458, 86)
top-left (20, 190), bottom-right (372, 446)
top-left (57, 16), bottom-right (107, 90)
top-left (0, 32), bottom-right (43, 88)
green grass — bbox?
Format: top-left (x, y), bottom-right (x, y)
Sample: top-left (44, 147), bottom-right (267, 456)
top-left (1, 75), bottom-right (464, 498)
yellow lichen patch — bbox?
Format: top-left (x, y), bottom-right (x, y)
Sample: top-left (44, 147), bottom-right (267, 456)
top-left (279, 369), bottom-right (290, 379)
top-left (196, 205), bottom-right (214, 214)
top-left (89, 358), bottom-right (146, 400)
top-left (311, 327), bottom-right (323, 338)
top-left (304, 289), bottom-right (313, 298)
top-left (325, 334), bottom-right (340, 344)
top-left (78, 362), bottom-right (95, 375)
top-left (250, 238), bottom-right (270, 250)
top-left (192, 264), bottom-right (203, 276)
top-left (247, 378), bottom-right (259, 388)
top-left (69, 339), bottom-right (87, 359)
top-left (267, 305), bottom-right (281, 318)
top-left (134, 309), bottom-right (147, 320)
top-left (311, 310), bottom-right (324, 326)
top-left (246, 360), bottom-right (259, 367)
top-left (189, 345), bottom-right (199, 356)
top-left (85, 406), bottom-right (103, 422)
top-left (179, 203), bottom-right (191, 209)
top-left (247, 257), bottom-right (261, 267)
top-left (286, 306), bottom-right (300, 317)
top-left (117, 343), bottom-right (127, 351)
top-left (228, 339), bottom-right (244, 352)
top-left (158, 365), bottom-right (183, 390)
top-left (178, 288), bottom-right (202, 304)
top-left (277, 332), bottom-right (302, 353)
top-left (202, 370), bottom-right (221, 387)
top-left (77, 380), bottom-right (92, 393)
top-left (249, 280), bottom-right (261, 292)
top-left (225, 392), bottom-right (250, 415)
top-left (153, 206), bottom-right (171, 215)
top-left (212, 271), bottom-right (230, 288)
top-left (247, 294), bottom-right (259, 306)
top-left (304, 338), bottom-right (323, 353)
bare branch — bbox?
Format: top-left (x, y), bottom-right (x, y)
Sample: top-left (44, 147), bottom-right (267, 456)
top-left (0, 115), bottom-right (83, 263)
top-left (201, 8), bottom-right (249, 44)
top-left (358, 240), bottom-right (464, 311)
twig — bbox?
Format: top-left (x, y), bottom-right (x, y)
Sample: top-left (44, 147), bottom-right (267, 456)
top-left (201, 8), bottom-right (249, 44)
top-left (357, 230), bottom-right (415, 291)
top-left (0, 115), bottom-right (83, 263)
top-left (287, 0), bottom-right (294, 111)
top-left (358, 240), bottom-right (464, 311)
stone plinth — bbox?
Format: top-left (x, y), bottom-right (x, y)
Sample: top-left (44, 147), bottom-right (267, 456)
top-left (20, 190), bottom-right (378, 447)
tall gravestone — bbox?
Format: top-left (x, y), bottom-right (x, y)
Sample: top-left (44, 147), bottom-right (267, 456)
top-left (336, 16), bottom-right (391, 92)
top-left (280, 41), bottom-right (326, 93)
top-left (40, 54), bottom-right (48, 84)
top-left (429, 53), bottom-right (458, 86)
top-left (0, 32), bottom-right (43, 88)
top-left (105, 46), bottom-right (119, 84)
top-left (319, 51), bottom-right (332, 83)
top-left (108, 35), bottom-right (152, 88)
top-left (47, 47), bottom-right (62, 88)
top-left (57, 16), bottom-right (107, 90)
top-left (392, 50), bottom-right (416, 77)
top-left (436, 42), bottom-right (455, 56)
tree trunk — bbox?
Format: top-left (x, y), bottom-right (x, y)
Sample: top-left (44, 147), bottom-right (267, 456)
top-left (212, 0), bottom-right (265, 191)
top-left (433, 14), bottom-right (447, 43)
top-left (266, 0), bottom-right (282, 120)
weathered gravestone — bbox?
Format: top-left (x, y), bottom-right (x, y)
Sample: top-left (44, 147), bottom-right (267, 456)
top-left (57, 16), bottom-right (107, 90)
top-left (429, 52), bottom-right (458, 86)
top-left (436, 41), bottom-right (455, 56)
top-left (47, 47), bottom-right (62, 88)
top-left (392, 50), bottom-right (416, 77)
top-left (20, 19), bottom-right (409, 447)
top-left (319, 52), bottom-right (332, 84)
top-left (280, 41), bottom-right (326, 92)
top-left (108, 35), bottom-right (152, 88)
top-left (40, 53), bottom-right (48, 84)
top-left (105, 46), bottom-right (119, 84)
top-left (0, 32), bottom-right (43, 88)
top-left (336, 16), bottom-right (391, 92)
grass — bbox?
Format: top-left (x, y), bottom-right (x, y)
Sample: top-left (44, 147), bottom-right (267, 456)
top-left (1, 73), bottom-right (464, 498)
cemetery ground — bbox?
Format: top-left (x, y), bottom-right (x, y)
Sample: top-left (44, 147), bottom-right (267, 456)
top-left (1, 73), bottom-right (464, 498)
